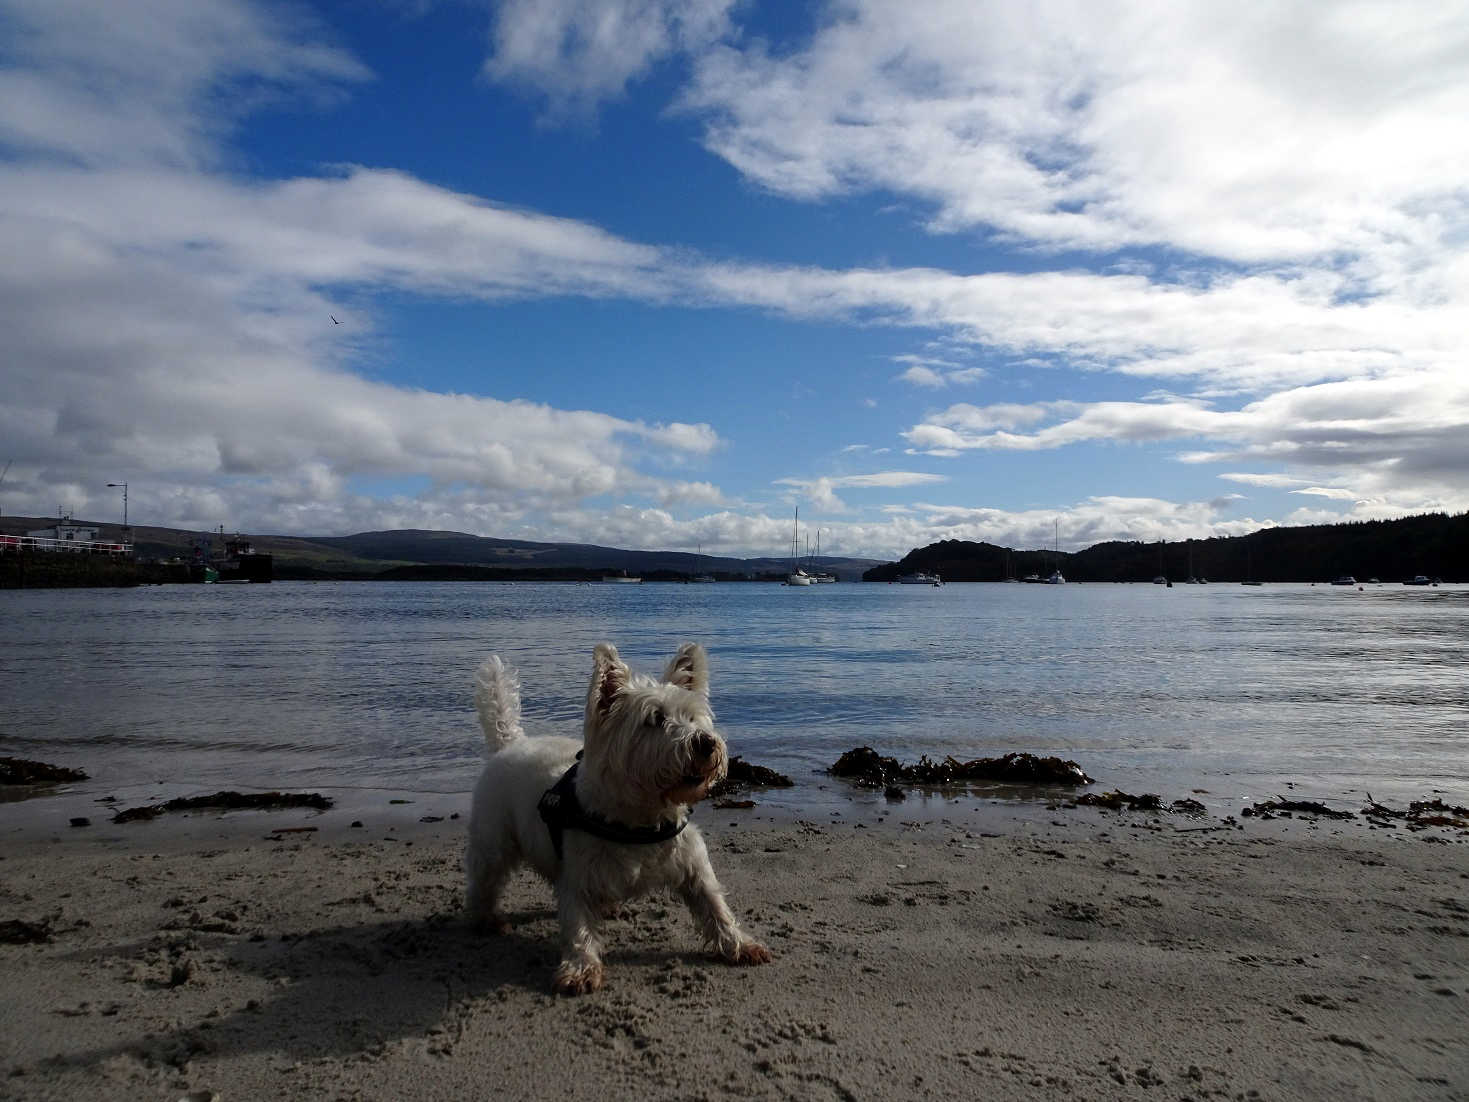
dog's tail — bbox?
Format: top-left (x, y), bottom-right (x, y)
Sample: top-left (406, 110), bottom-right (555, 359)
top-left (474, 654), bottom-right (524, 753)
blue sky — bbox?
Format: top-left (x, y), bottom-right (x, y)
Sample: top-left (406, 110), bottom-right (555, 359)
top-left (3, 0), bottom-right (1468, 559)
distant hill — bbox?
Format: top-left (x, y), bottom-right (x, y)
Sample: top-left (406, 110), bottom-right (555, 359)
top-left (0, 518), bottom-right (881, 582)
top-left (297, 529), bottom-right (880, 580)
top-left (7, 512), bottom-right (1461, 585)
top-left (862, 512), bottom-right (1467, 583)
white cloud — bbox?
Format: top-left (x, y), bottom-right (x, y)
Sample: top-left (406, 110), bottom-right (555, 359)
top-left (900, 495), bottom-right (1271, 553)
top-left (1217, 472), bottom-right (1312, 489)
top-left (777, 470), bottom-right (947, 491)
top-left (0, 0), bottom-right (718, 537)
top-left (903, 372), bottom-right (1469, 516)
top-left (892, 353), bottom-right (988, 388)
top-left (654, 480), bottom-right (725, 507)
top-left (0, 165), bottom-right (719, 496)
top-left (0, 0), bottom-right (369, 167)
top-left (1290, 486), bottom-right (1362, 502)
top-left (680, 0), bottom-right (1469, 277)
top-left (897, 365), bottom-right (944, 387)
top-left (484, 0), bottom-right (736, 117)
top-left (838, 471), bottom-right (947, 489)
top-left (774, 470), bottom-right (948, 512)
top-left (692, 262), bottom-right (1467, 397)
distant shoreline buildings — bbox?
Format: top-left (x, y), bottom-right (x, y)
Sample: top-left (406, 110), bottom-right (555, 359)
top-left (3, 515), bottom-right (132, 556)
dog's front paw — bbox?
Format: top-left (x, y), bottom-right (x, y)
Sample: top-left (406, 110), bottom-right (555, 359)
top-left (724, 940), bottom-right (773, 966)
top-left (553, 960), bottom-right (605, 996)
top-left (470, 914), bottom-right (513, 936)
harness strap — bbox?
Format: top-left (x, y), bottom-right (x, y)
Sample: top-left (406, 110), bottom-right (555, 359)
top-left (537, 758), bottom-right (689, 860)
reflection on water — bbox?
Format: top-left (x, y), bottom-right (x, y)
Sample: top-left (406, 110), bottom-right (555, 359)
top-left (2, 581), bottom-right (1465, 813)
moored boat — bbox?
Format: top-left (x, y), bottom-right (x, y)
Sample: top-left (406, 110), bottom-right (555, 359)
top-left (193, 533), bottom-right (272, 583)
top-left (786, 507), bottom-right (812, 585)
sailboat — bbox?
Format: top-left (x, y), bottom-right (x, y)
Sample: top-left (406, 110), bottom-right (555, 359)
top-left (690, 542), bottom-right (715, 583)
top-left (809, 529), bottom-right (836, 583)
top-left (786, 508), bottom-right (813, 585)
top-left (1044, 519), bottom-right (1065, 584)
top-left (1241, 542), bottom-right (1262, 585)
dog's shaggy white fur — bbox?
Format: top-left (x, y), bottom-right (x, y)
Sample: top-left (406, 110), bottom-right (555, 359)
top-left (465, 642), bottom-right (771, 994)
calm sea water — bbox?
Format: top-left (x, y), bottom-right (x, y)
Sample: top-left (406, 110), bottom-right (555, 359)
top-left (2, 580), bottom-right (1466, 823)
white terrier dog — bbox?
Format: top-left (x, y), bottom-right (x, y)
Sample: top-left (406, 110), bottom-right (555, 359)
top-left (465, 642), bottom-right (771, 995)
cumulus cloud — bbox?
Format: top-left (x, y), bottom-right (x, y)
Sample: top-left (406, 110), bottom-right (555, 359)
top-left (741, 493), bottom-right (1272, 559)
top-left (0, 160), bottom-right (721, 520)
top-left (484, 0), bottom-right (736, 117)
top-left (680, 0), bottom-right (1469, 277)
top-left (0, 0), bottom-right (369, 167)
top-left (0, 0), bottom-right (717, 537)
top-left (689, 262), bottom-right (1468, 398)
top-left (903, 372), bottom-right (1469, 516)
top-left (898, 364), bottom-right (947, 388)
top-left (892, 352), bottom-right (986, 388)
top-left (555, 496), bottom-right (1232, 559)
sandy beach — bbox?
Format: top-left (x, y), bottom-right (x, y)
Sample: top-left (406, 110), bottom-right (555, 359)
top-left (3, 798), bottom-right (1466, 1101)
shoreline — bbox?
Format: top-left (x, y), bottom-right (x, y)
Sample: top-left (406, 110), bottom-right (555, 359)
top-left (3, 790), bottom-right (1466, 1100)
top-left (4, 763), bottom-right (1465, 848)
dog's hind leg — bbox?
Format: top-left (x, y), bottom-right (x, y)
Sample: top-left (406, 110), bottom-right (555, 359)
top-left (464, 840), bottom-right (515, 935)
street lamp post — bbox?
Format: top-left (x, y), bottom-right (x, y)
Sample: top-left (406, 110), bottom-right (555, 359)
top-left (106, 482), bottom-right (128, 528)
top-left (106, 482), bottom-right (132, 551)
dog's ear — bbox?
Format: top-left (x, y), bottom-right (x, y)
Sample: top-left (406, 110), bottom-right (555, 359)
top-left (662, 642), bottom-right (709, 698)
top-left (588, 643), bottom-right (629, 717)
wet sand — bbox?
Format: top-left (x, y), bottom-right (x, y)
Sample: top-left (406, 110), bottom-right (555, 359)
top-left (2, 802), bottom-right (1467, 1100)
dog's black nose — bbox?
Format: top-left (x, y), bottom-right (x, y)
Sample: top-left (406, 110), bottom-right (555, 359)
top-left (692, 732), bottom-right (717, 760)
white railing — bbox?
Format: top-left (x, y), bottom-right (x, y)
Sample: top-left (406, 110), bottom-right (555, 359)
top-left (0, 534), bottom-right (133, 556)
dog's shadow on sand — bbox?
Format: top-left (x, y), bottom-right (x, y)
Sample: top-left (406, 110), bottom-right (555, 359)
top-left (62, 904), bottom-right (721, 1073)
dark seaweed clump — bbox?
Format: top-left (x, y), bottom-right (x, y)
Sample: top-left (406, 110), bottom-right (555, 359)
top-left (1076, 790), bottom-right (1165, 812)
top-left (1241, 797), bottom-right (1355, 821)
top-left (1071, 791), bottom-right (1209, 816)
top-left (829, 747), bottom-right (1093, 788)
top-left (1362, 797), bottom-right (1469, 830)
top-left (0, 757), bottom-right (88, 785)
top-left (709, 757), bottom-right (795, 798)
top-left (113, 790), bottom-right (333, 823)
top-left (0, 918), bottom-right (53, 944)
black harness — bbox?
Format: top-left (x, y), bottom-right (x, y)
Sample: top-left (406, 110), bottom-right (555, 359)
top-left (537, 755), bottom-right (689, 860)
